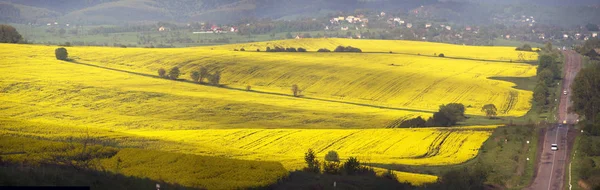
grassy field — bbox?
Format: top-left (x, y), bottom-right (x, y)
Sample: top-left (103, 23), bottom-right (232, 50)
top-left (0, 39), bottom-right (538, 186)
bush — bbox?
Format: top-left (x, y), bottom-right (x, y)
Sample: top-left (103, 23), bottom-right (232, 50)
top-left (55, 47), bottom-right (68, 61)
top-left (398, 116), bottom-right (427, 128)
top-left (256, 49), bottom-right (261, 52)
top-left (324, 151), bottom-right (340, 162)
top-left (343, 157), bottom-right (361, 175)
top-left (317, 48), bottom-right (331, 52)
top-left (246, 85), bottom-right (252, 91)
top-left (438, 53), bottom-right (445, 57)
top-left (168, 67), bottom-right (180, 80)
top-left (297, 48), bottom-right (307, 52)
top-left (286, 47), bottom-right (297, 52)
top-left (240, 48), bottom-right (245, 51)
top-left (322, 161), bottom-right (340, 174)
top-left (266, 47), bottom-right (271, 52)
top-left (158, 68), bottom-right (166, 78)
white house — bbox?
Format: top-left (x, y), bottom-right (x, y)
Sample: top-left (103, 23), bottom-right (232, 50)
top-left (445, 26), bottom-right (452, 30)
top-left (341, 26), bottom-right (349, 31)
top-left (425, 23), bottom-right (432, 28)
top-left (406, 23), bottom-right (413, 28)
top-left (593, 32), bottom-right (598, 38)
top-left (563, 34), bottom-right (569, 39)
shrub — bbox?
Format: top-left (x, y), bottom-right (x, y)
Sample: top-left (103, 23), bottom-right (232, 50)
top-left (55, 47), bottom-right (68, 61)
top-left (343, 157), bottom-right (361, 175)
top-left (297, 48), bottom-right (307, 52)
top-left (168, 67), bottom-right (180, 80)
top-left (246, 85), bottom-right (252, 91)
top-left (256, 49), bottom-right (261, 52)
top-left (322, 161), bottom-right (340, 174)
top-left (233, 49), bottom-right (239, 51)
top-left (398, 116), bottom-right (427, 128)
top-left (286, 47), bottom-right (297, 52)
top-left (240, 48), bottom-right (245, 51)
top-left (317, 48), bottom-right (331, 52)
top-left (158, 68), bottom-right (166, 78)
top-left (266, 47), bottom-right (271, 52)
top-left (438, 53), bottom-right (445, 57)
top-left (324, 151), bottom-right (340, 162)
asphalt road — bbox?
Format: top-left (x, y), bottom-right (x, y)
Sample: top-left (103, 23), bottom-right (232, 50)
top-left (526, 50), bottom-right (581, 190)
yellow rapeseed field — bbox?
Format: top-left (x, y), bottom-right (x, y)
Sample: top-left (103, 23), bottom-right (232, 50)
top-left (0, 40), bottom-right (532, 186)
top-left (216, 38), bottom-right (539, 61)
top-left (60, 39), bottom-right (536, 117)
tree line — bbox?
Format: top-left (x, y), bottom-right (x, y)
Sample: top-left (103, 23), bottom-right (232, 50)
top-left (533, 43), bottom-right (562, 113)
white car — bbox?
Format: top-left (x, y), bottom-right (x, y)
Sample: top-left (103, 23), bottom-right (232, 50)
top-left (563, 90), bottom-right (567, 95)
top-left (551, 144), bottom-right (558, 151)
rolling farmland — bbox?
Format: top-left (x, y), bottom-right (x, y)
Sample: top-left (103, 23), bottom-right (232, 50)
top-left (0, 39), bottom-right (537, 186)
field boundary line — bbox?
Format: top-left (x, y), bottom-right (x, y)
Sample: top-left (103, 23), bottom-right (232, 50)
top-left (65, 59), bottom-right (439, 114)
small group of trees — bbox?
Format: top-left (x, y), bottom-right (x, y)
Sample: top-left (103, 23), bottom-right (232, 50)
top-left (317, 48), bottom-right (331, 52)
top-left (158, 66), bottom-right (221, 85)
top-left (533, 46), bottom-right (561, 112)
top-left (393, 103), bottom-right (466, 128)
top-left (304, 149), bottom-right (373, 175)
top-left (264, 46), bottom-right (307, 52)
top-left (333, 46), bottom-right (362, 52)
top-left (191, 67), bottom-right (221, 86)
top-left (158, 67), bottom-right (180, 80)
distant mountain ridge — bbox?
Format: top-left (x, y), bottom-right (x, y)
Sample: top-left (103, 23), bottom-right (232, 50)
top-left (0, 0), bottom-right (436, 24)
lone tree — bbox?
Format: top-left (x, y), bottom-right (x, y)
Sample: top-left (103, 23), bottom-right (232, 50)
top-left (190, 71), bottom-right (200, 83)
top-left (158, 68), bottom-right (166, 78)
top-left (304, 149), bottom-right (320, 173)
top-left (0, 24), bottom-right (23, 43)
top-left (324, 150), bottom-right (340, 162)
top-left (199, 67), bottom-right (209, 83)
top-left (291, 84), bottom-right (300, 97)
top-left (168, 67), bottom-right (180, 80)
top-left (481, 104), bottom-right (498, 119)
top-left (54, 47), bottom-right (68, 61)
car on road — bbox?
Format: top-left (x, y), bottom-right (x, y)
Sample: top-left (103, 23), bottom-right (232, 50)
top-left (551, 144), bottom-right (558, 151)
top-left (563, 90), bottom-right (567, 95)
